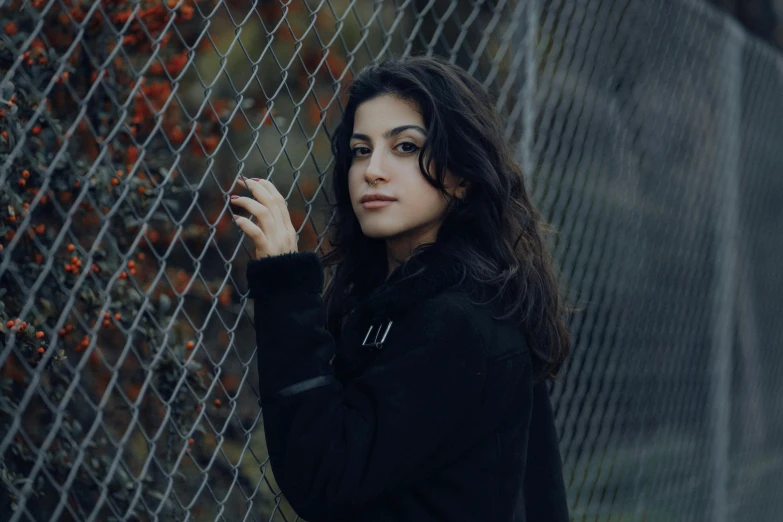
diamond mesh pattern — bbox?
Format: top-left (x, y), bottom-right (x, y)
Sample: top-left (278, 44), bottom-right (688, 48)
top-left (1, 0), bottom-right (782, 520)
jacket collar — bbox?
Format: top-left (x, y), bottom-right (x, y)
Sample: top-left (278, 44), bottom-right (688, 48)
top-left (355, 242), bottom-right (468, 323)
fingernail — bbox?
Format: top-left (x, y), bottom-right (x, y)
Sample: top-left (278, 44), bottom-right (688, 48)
top-left (230, 195), bottom-right (239, 200)
top-left (251, 178), bottom-right (260, 181)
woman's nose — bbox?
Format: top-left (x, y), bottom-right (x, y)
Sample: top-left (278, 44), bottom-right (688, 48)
top-left (363, 149), bottom-right (387, 183)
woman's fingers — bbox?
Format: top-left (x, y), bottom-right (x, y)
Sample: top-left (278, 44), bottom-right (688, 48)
top-left (239, 178), bottom-right (281, 225)
top-left (252, 178), bottom-right (289, 226)
top-left (233, 214), bottom-right (269, 257)
top-left (231, 193), bottom-right (277, 238)
top-left (230, 177), bottom-right (298, 258)
top-left (255, 178), bottom-right (297, 244)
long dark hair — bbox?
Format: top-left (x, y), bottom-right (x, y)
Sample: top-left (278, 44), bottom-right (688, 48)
top-left (319, 54), bottom-right (570, 381)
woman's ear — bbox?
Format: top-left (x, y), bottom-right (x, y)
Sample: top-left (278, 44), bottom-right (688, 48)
top-left (457, 179), bottom-right (471, 199)
top-left (443, 170), bottom-right (471, 199)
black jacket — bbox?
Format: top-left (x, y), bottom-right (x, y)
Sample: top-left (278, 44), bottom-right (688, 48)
top-left (247, 244), bottom-right (569, 521)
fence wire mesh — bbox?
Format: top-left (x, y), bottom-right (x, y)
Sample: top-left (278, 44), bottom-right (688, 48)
top-left (1, 0), bottom-right (782, 520)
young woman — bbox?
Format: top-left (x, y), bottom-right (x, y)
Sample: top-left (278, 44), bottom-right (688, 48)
top-left (231, 55), bottom-right (570, 521)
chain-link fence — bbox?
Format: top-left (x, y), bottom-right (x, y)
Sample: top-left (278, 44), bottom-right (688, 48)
top-left (1, 0), bottom-right (781, 520)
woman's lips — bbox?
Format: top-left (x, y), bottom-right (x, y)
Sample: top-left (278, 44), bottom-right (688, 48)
top-left (361, 200), bottom-right (395, 209)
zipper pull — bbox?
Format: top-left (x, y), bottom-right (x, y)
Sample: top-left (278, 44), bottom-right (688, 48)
top-left (362, 319), bottom-right (393, 350)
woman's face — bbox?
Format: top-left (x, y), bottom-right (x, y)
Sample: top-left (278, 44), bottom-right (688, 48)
top-left (347, 94), bottom-right (466, 255)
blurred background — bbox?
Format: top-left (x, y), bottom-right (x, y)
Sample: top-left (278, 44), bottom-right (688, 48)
top-left (1, 0), bottom-right (781, 520)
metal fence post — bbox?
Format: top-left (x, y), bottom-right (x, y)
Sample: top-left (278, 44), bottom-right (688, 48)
top-left (521, 0), bottom-right (537, 190)
top-left (710, 18), bottom-right (743, 522)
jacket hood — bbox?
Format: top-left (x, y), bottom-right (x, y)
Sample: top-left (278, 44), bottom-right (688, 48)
top-left (353, 242), bottom-right (473, 323)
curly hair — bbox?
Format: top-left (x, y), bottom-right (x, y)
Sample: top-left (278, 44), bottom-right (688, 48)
top-left (319, 54), bottom-right (571, 382)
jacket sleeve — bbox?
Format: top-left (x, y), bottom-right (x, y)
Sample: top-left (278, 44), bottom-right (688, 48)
top-left (246, 251), bottom-right (487, 521)
top-left (522, 380), bottom-right (569, 522)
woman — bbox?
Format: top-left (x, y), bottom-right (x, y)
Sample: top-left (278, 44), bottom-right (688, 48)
top-left (231, 55), bottom-right (570, 521)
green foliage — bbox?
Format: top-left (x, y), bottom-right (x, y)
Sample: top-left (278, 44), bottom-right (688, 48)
top-left (0, 1), bottom-right (234, 519)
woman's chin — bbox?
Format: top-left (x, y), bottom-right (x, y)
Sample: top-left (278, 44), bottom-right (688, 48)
top-left (359, 224), bottom-right (404, 240)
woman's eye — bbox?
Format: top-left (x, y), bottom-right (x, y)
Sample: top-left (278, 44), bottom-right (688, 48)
top-left (350, 142), bottom-right (419, 157)
top-left (397, 142), bottom-right (419, 153)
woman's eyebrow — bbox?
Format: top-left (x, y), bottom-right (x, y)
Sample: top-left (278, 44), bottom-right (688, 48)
top-left (350, 124), bottom-right (426, 142)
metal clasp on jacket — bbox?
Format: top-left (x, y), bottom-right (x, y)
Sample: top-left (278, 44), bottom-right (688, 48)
top-left (362, 319), bottom-right (393, 350)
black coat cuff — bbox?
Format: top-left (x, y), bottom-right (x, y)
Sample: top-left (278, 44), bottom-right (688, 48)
top-left (246, 251), bottom-right (323, 298)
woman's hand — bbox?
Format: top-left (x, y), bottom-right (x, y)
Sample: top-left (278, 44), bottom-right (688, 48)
top-left (230, 177), bottom-right (298, 260)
